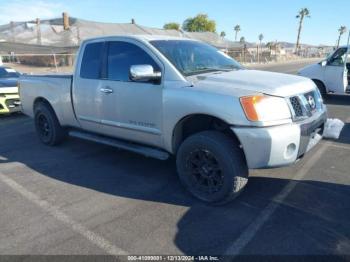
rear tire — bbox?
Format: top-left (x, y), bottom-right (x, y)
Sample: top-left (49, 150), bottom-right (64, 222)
top-left (34, 102), bottom-right (67, 146)
top-left (176, 131), bottom-right (248, 204)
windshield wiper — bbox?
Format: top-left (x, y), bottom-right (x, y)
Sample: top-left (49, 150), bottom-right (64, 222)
top-left (184, 67), bottom-right (234, 76)
top-left (221, 64), bottom-right (242, 70)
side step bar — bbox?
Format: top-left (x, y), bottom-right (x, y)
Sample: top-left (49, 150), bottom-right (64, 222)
top-left (69, 130), bottom-right (170, 160)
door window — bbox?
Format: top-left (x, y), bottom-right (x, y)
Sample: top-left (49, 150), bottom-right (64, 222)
top-left (80, 42), bottom-right (104, 79)
top-left (106, 41), bottom-right (160, 82)
top-left (328, 48), bottom-right (348, 66)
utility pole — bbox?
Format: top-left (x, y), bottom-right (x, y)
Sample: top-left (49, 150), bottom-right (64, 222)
top-left (243, 44), bottom-right (246, 64)
top-left (344, 31), bottom-right (350, 82)
top-left (36, 18), bottom-right (41, 45)
top-left (10, 21), bottom-right (15, 43)
top-left (77, 25), bottom-right (81, 44)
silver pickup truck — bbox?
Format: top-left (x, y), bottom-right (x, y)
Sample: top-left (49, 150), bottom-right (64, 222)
top-left (20, 35), bottom-right (327, 204)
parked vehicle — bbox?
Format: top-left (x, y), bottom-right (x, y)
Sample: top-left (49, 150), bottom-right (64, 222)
top-left (19, 36), bottom-right (327, 204)
top-left (299, 45), bottom-right (350, 96)
top-left (0, 66), bottom-right (21, 115)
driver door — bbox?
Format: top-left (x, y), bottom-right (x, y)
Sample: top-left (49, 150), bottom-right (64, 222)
top-left (324, 47), bottom-right (348, 94)
top-left (98, 40), bottom-right (164, 147)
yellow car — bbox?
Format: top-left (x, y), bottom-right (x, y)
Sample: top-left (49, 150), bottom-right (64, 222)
top-left (0, 66), bottom-right (21, 114)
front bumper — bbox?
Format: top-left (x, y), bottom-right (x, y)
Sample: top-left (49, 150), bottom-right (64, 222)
top-left (0, 94), bottom-right (21, 114)
top-left (232, 111), bottom-right (327, 169)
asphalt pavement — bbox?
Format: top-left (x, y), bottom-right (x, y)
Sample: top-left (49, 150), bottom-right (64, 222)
top-left (0, 60), bottom-right (349, 258)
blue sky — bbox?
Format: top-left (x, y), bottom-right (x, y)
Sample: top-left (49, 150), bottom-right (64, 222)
top-left (0, 0), bottom-right (349, 46)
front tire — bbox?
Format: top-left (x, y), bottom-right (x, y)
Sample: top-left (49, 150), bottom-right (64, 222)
top-left (313, 80), bottom-right (328, 99)
top-left (176, 131), bottom-right (248, 204)
top-left (34, 102), bottom-right (67, 146)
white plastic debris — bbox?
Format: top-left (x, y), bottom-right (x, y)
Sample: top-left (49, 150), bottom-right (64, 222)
top-left (323, 118), bottom-right (345, 140)
top-left (307, 133), bottom-right (323, 151)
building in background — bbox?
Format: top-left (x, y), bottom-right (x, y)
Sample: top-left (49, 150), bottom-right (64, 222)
top-left (0, 13), bottom-right (240, 49)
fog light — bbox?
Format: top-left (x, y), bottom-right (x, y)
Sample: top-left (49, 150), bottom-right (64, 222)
top-left (285, 143), bottom-right (296, 158)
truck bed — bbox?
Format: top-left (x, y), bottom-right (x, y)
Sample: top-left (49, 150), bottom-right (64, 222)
top-left (19, 74), bottom-right (78, 127)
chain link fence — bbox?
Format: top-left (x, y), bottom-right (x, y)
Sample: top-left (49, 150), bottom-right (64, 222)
top-left (0, 53), bottom-right (76, 73)
top-left (228, 48), bottom-right (327, 64)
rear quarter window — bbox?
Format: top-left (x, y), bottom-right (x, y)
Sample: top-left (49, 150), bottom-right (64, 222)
top-left (80, 42), bottom-right (104, 79)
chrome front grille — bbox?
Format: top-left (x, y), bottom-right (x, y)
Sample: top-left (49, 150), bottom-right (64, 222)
top-left (289, 96), bottom-right (303, 117)
top-left (289, 89), bottom-right (323, 121)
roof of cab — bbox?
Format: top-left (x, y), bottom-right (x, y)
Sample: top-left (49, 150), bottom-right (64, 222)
top-left (82, 34), bottom-right (197, 43)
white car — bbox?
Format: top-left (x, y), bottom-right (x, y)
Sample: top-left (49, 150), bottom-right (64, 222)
top-left (299, 46), bottom-right (350, 96)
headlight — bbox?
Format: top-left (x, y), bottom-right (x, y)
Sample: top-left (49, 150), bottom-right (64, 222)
top-left (240, 95), bottom-right (291, 122)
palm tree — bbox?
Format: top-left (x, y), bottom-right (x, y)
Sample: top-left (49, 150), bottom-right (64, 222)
top-left (239, 36), bottom-right (246, 44)
top-left (234, 25), bottom-right (241, 41)
top-left (295, 8), bottom-right (311, 53)
top-left (266, 42), bottom-right (273, 52)
top-left (257, 34), bottom-right (264, 63)
top-left (266, 41), bottom-right (279, 56)
top-left (336, 26), bottom-right (347, 48)
top-left (220, 31), bottom-right (226, 38)
top-left (239, 36), bottom-right (246, 63)
top-left (258, 34), bottom-right (264, 46)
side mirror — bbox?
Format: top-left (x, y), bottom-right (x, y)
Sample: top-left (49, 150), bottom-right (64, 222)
top-left (320, 60), bottom-right (327, 67)
top-left (130, 65), bottom-right (161, 82)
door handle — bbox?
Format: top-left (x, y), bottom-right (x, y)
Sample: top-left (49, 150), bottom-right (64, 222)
top-left (100, 87), bottom-right (114, 94)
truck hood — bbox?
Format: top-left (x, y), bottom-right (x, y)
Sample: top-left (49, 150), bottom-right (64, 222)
top-left (298, 63), bottom-right (322, 77)
top-left (189, 69), bottom-right (315, 97)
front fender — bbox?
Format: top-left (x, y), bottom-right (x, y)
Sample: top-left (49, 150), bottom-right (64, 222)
top-left (162, 88), bottom-right (249, 153)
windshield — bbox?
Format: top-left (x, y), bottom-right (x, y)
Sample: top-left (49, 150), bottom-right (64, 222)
top-left (327, 47), bottom-right (350, 65)
top-left (150, 40), bottom-right (243, 76)
top-left (0, 67), bottom-right (20, 78)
